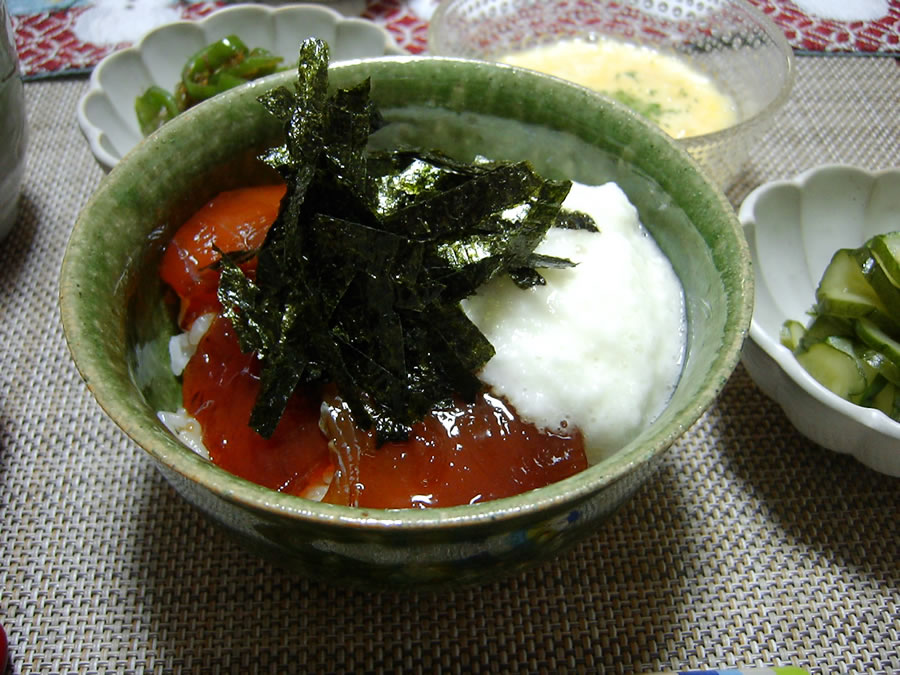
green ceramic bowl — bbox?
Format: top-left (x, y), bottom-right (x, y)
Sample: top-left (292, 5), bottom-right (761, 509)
top-left (60, 57), bottom-right (751, 587)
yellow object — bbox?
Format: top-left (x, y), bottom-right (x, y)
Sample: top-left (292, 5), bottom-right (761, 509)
top-left (500, 37), bottom-right (738, 139)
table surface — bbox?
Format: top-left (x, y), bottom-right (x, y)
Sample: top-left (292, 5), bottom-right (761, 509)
top-left (1, 35), bottom-right (899, 675)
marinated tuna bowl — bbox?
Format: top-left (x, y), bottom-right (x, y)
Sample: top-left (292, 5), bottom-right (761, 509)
top-left (157, 38), bottom-right (686, 510)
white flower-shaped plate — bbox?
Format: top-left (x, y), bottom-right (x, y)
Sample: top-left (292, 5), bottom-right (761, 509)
top-left (77, 3), bottom-right (405, 170)
top-left (739, 164), bottom-right (900, 477)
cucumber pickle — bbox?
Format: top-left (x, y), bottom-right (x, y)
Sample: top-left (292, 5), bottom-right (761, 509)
top-left (782, 233), bottom-right (900, 420)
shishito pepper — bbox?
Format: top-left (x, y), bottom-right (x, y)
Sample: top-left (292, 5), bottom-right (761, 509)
top-left (135, 35), bottom-right (284, 135)
top-left (179, 35), bottom-right (283, 106)
top-left (135, 85), bottom-right (180, 136)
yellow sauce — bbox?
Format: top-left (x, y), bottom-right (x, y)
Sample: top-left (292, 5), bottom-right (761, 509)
top-left (500, 38), bottom-right (738, 139)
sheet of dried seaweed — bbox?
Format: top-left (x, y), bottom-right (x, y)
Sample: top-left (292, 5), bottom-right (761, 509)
top-left (216, 38), bottom-right (594, 443)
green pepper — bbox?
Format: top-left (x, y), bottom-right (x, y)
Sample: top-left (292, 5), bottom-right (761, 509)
top-left (180, 35), bottom-right (283, 103)
top-left (134, 85), bottom-right (179, 136)
top-left (180, 34), bottom-right (248, 101)
top-left (226, 48), bottom-right (284, 80)
top-left (173, 81), bottom-right (191, 113)
top-left (135, 35), bottom-right (285, 135)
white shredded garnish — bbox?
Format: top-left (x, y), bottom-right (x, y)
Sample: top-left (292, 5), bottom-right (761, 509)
top-left (157, 407), bottom-right (210, 460)
top-left (168, 312), bottom-right (215, 376)
top-left (298, 466), bottom-right (334, 502)
top-left (159, 313), bottom-right (215, 460)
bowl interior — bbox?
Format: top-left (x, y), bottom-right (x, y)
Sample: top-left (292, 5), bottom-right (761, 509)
top-left (61, 57), bottom-right (751, 528)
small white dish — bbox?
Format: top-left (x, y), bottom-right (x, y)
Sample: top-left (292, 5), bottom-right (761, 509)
top-left (76, 3), bottom-right (404, 170)
top-left (739, 164), bottom-right (900, 477)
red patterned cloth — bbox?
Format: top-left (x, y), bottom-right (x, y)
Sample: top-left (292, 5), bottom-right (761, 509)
top-left (365, 0), bottom-right (429, 54)
top-left (747, 0), bottom-right (900, 52)
top-left (11, 0), bottom-right (429, 78)
top-left (13, 2), bottom-right (225, 78)
top-left (10, 0), bottom-right (900, 79)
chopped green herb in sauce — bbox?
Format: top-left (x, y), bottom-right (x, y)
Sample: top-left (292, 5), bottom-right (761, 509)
top-left (610, 90), bottom-right (670, 124)
top-left (216, 38), bottom-right (594, 443)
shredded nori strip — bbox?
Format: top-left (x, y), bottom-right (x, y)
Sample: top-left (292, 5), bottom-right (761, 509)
top-left (216, 38), bottom-right (595, 443)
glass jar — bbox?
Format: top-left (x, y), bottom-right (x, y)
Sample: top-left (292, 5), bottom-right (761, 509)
top-left (1, 0), bottom-right (26, 241)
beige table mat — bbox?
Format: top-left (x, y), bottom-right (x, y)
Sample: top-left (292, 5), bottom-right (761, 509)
top-left (1, 55), bottom-right (898, 674)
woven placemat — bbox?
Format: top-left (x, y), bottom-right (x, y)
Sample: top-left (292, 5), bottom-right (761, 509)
top-left (1, 55), bottom-right (898, 674)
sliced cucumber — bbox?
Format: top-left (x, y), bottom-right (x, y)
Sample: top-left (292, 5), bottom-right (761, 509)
top-left (780, 320), bottom-right (805, 351)
top-left (831, 336), bottom-right (883, 403)
top-left (855, 373), bottom-right (888, 407)
top-left (878, 355), bottom-right (900, 387)
top-left (847, 344), bottom-right (886, 405)
top-left (855, 316), bottom-right (900, 363)
top-left (816, 249), bottom-right (897, 331)
top-left (856, 246), bottom-right (900, 322)
top-left (871, 380), bottom-right (897, 419)
top-left (858, 346), bottom-right (900, 386)
top-left (796, 314), bottom-right (853, 353)
top-left (796, 340), bottom-right (868, 399)
top-left (782, 232), bottom-right (900, 419)
top-left (868, 232), bottom-right (900, 289)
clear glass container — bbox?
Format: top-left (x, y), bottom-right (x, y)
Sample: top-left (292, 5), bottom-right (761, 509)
top-left (429, 0), bottom-right (795, 188)
top-left (1, 0), bottom-right (27, 240)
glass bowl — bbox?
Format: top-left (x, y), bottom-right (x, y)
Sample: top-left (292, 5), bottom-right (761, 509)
top-left (428, 0), bottom-right (795, 188)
